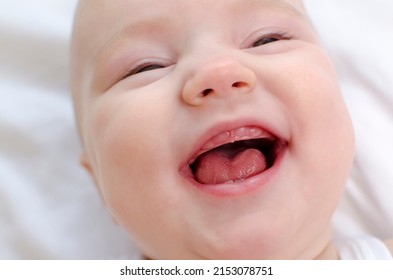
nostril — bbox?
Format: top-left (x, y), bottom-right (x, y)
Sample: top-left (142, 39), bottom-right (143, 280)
top-left (199, 83), bottom-right (248, 97)
top-left (201, 88), bottom-right (213, 96)
top-left (232, 82), bottom-right (248, 88)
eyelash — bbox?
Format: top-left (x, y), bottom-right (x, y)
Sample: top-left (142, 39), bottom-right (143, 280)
top-left (122, 32), bottom-right (290, 79)
top-left (125, 61), bottom-right (166, 77)
top-left (250, 32), bottom-right (290, 48)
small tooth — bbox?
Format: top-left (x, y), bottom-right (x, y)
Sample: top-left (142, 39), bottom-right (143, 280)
top-left (234, 127), bottom-right (247, 138)
top-left (215, 131), bottom-right (231, 143)
top-left (234, 127), bottom-right (264, 140)
top-left (250, 128), bottom-right (263, 137)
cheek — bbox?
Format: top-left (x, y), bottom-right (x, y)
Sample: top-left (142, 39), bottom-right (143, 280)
top-left (85, 92), bottom-right (176, 206)
top-left (298, 70), bottom-right (354, 203)
top-left (83, 90), bottom-right (189, 254)
top-left (268, 48), bottom-right (355, 200)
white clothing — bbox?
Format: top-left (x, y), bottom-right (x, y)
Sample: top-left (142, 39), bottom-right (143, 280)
top-left (335, 236), bottom-right (393, 260)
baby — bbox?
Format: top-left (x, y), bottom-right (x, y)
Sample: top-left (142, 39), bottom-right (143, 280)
top-left (70, 0), bottom-right (393, 259)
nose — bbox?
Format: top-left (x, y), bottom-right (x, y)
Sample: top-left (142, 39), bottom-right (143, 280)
top-left (182, 57), bottom-right (256, 106)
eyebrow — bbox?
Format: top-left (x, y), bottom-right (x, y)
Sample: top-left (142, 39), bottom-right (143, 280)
top-left (92, 0), bottom-right (305, 73)
top-left (92, 15), bottom-right (170, 74)
top-left (241, 0), bottom-right (306, 19)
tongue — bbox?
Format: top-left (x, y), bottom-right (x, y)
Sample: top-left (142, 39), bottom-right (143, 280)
top-left (195, 148), bottom-right (267, 185)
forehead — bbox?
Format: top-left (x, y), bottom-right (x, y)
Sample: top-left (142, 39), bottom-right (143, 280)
top-left (75, 0), bottom-right (305, 37)
top-left (78, 0), bottom-right (305, 16)
top-left (73, 0), bottom-right (306, 60)
top-left (77, 0), bottom-right (304, 14)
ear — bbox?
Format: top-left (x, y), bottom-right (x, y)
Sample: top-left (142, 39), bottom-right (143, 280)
top-left (79, 152), bottom-right (119, 225)
top-left (80, 152), bottom-right (102, 200)
top-left (80, 151), bottom-right (94, 177)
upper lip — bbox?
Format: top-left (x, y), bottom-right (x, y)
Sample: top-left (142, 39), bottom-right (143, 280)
top-left (182, 118), bottom-right (287, 169)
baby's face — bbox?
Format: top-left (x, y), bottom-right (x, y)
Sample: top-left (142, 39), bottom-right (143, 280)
top-left (72, 0), bottom-right (355, 259)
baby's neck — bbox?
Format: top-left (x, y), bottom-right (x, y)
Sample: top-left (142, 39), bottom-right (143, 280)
top-left (314, 242), bottom-right (339, 260)
top-left (143, 244), bottom-right (340, 260)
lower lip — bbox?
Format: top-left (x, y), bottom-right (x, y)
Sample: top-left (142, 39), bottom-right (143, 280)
top-left (180, 145), bottom-right (288, 198)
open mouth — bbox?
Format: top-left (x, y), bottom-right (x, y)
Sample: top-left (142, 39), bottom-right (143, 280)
top-left (186, 126), bottom-right (286, 185)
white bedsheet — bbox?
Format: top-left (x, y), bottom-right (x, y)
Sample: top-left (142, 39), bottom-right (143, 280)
top-left (0, 0), bottom-right (392, 259)
top-left (304, 0), bottom-right (393, 240)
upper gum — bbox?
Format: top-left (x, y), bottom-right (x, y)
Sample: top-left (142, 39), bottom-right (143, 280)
top-left (201, 126), bottom-right (271, 152)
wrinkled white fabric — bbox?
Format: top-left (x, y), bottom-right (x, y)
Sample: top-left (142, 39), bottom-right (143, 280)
top-left (304, 0), bottom-right (393, 242)
top-left (335, 236), bottom-right (393, 260)
top-left (0, 0), bottom-right (138, 259)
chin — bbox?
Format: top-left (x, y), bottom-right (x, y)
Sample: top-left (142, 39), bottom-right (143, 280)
top-left (189, 221), bottom-right (293, 260)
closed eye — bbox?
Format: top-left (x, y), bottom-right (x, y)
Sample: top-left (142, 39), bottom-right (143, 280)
top-left (128, 63), bottom-right (165, 76)
top-left (251, 32), bottom-right (290, 48)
